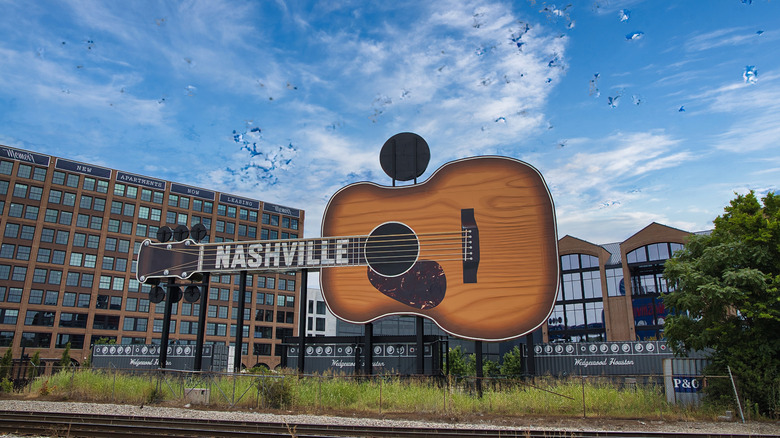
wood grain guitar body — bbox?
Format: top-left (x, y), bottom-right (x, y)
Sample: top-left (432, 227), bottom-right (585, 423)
top-left (320, 156), bottom-right (559, 341)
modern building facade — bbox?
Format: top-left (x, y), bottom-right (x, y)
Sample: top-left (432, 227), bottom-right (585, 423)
top-left (544, 222), bottom-right (693, 343)
top-left (304, 288), bottom-right (337, 337)
top-left (0, 145), bottom-right (304, 371)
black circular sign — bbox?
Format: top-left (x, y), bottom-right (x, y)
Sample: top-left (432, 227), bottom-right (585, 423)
top-left (149, 286), bottom-right (165, 304)
top-left (168, 285), bottom-right (183, 303)
top-left (379, 132), bottom-right (430, 182)
top-left (183, 285), bottom-right (201, 303)
top-left (190, 223), bottom-right (208, 242)
top-left (173, 224), bottom-right (190, 241)
top-left (156, 225), bottom-right (173, 243)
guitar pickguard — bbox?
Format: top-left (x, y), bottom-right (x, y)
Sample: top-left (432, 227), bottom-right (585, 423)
top-left (366, 261), bottom-right (446, 309)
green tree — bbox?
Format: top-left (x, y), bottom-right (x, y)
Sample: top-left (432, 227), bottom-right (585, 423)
top-left (664, 191), bottom-right (780, 416)
top-left (27, 351), bottom-right (41, 379)
top-left (59, 342), bottom-right (72, 370)
top-left (446, 346), bottom-right (475, 376)
top-left (0, 349), bottom-right (12, 380)
top-left (94, 337), bottom-right (116, 345)
top-left (499, 346), bottom-right (525, 376)
top-left (482, 359), bottom-right (500, 377)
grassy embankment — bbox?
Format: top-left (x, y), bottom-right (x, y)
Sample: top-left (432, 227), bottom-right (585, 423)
top-left (22, 369), bottom-right (714, 420)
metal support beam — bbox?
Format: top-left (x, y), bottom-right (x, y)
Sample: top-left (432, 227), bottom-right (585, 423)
top-left (416, 316), bottom-right (424, 374)
top-left (525, 333), bottom-right (536, 376)
top-left (194, 273), bottom-right (210, 371)
top-left (475, 340), bottom-right (483, 398)
top-left (234, 271), bottom-right (248, 372)
top-left (296, 269), bottom-right (309, 373)
top-left (363, 322), bottom-right (373, 375)
top-left (159, 278), bottom-right (175, 369)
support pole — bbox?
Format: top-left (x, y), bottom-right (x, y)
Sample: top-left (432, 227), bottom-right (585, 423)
top-left (159, 278), bottom-right (175, 369)
top-left (525, 333), bottom-right (536, 376)
top-left (475, 340), bottom-right (483, 398)
top-left (297, 270), bottom-right (309, 373)
top-left (363, 322), bottom-right (373, 375)
top-left (234, 271), bottom-right (248, 372)
top-left (416, 316), bottom-right (424, 375)
top-left (16, 342), bottom-right (26, 381)
top-left (194, 273), bottom-right (210, 371)
top-left (727, 365), bottom-right (746, 423)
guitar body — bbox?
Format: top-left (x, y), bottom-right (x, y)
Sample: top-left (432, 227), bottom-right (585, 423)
top-left (320, 156), bottom-right (559, 341)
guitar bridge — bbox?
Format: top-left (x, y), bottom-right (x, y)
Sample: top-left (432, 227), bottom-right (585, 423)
top-left (461, 208), bottom-right (480, 283)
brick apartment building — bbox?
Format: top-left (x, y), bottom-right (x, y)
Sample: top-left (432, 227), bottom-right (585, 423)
top-left (0, 145), bottom-right (304, 371)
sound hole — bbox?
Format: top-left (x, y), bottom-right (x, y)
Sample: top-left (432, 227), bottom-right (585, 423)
top-left (364, 222), bottom-right (419, 277)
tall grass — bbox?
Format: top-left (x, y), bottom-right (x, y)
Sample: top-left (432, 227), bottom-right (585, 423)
top-left (24, 369), bottom-right (700, 420)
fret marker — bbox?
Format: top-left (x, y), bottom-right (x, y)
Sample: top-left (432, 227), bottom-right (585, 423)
top-left (335, 239), bottom-right (349, 264)
top-left (320, 240), bottom-right (335, 266)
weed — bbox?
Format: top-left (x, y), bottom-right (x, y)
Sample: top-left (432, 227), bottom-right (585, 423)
top-left (20, 369), bottom-right (740, 421)
top-left (258, 375), bottom-right (294, 409)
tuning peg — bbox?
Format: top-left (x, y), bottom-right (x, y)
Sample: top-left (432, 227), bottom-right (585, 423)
top-left (168, 285), bottom-right (183, 302)
top-left (173, 224), bottom-right (189, 241)
top-left (149, 286), bottom-right (165, 304)
top-left (183, 285), bottom-right (201, 302)
top-left (190, 223), bottom-right (208, 242)
top-left (157, 226), bottom-right (173, 242)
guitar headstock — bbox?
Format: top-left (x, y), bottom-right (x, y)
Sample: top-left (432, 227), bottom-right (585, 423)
top-left (136, 239), bottom-right (201, 283)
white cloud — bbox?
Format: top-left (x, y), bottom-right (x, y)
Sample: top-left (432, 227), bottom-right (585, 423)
top-left (543, 130), bottom-right (697, 241)
top-left (694, 73), bottom-right (780, 152)
top-left (546, 131), bottom-right (689, 196)
top-left (684, 27), bottom-right (758, 52)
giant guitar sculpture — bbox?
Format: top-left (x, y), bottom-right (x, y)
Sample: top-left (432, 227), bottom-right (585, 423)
top-left (137, 156), bottom-right (559, 341)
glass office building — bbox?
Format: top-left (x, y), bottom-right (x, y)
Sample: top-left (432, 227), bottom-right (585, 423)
top-left (546, 223), bottom-right (695, 343)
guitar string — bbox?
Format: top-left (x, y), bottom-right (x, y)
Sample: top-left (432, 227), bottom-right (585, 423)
top-left (140, 255), bottom-right (472, 278)
top-left (139, 232), bottom-right (470, 266)
top-left (140, 244), bottom-right (536, 276)
top-left (139, 246), bottom-right (468, 275)
top-left (139, 240), bottom-right (470, 276)
top-left (139, 228), bottom-right (554, 276)
top-left (141, 237), bottom-right (466, 260)
top-left (141, 230), bottom-right (469, 255)
top-left (169, 230), bottom-right (468, 249)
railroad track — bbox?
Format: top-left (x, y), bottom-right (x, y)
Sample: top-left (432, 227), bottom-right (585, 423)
top-left (0, 410), bottom-right (769, 438)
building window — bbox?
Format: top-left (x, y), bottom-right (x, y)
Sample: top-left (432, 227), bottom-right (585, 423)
top-left (21, 332), bottom-right (52, 348)
top-left (60, 313), bottom-right (88, 328)
top-left (0, 331), bottom-right (13, 347)
top-left (25, 310), bottom-right (55, 327)
top-left (627, 242), bottom-right (683, 341)
top-left (549, 253), bottom-right (605, 343)
top-left (93, 315), bottom-right (120, 330)
top-left (45, 291), bottom-right (58, 306)
top-left (605, 267), bottom-right (624, 297)
top-left (253, 343), bottom-right (271, 356)
top-left (56, 333), bottom-right (85, 349)
top-left (123, 317), bottom-right (148, 332)
top-left (0, 309), bottom-right (19, 325)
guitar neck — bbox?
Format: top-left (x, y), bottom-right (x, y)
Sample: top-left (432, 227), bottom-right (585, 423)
top-left (138, 227), bottom-right (472, 282)
top-left (202, 236), bottom-right (369, 272)
top-left (137, 236), bottom-right (371, 281)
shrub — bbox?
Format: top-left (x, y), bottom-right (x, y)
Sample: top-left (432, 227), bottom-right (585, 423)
top-left (0, 349), bottom-right (12, 380)
top-left (0, 378), bottom-right (12, 393)
top-left (500, 346), bottom-right (524, 376)
top-left (257, 375), bottom-right (294, 409)
top-left (59, 343), bottom-right (72, 370)
top-left (27, 352), bottom-right (41, 379)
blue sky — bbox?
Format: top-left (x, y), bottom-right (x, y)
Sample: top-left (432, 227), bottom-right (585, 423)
top-left (1, 0), bottom-right (778, 244)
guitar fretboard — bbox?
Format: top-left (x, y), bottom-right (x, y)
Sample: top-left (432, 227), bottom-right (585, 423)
top-left (201, 236), bottom-right (371, 272)
top-left (138, 230), bottom-right (471, 281)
